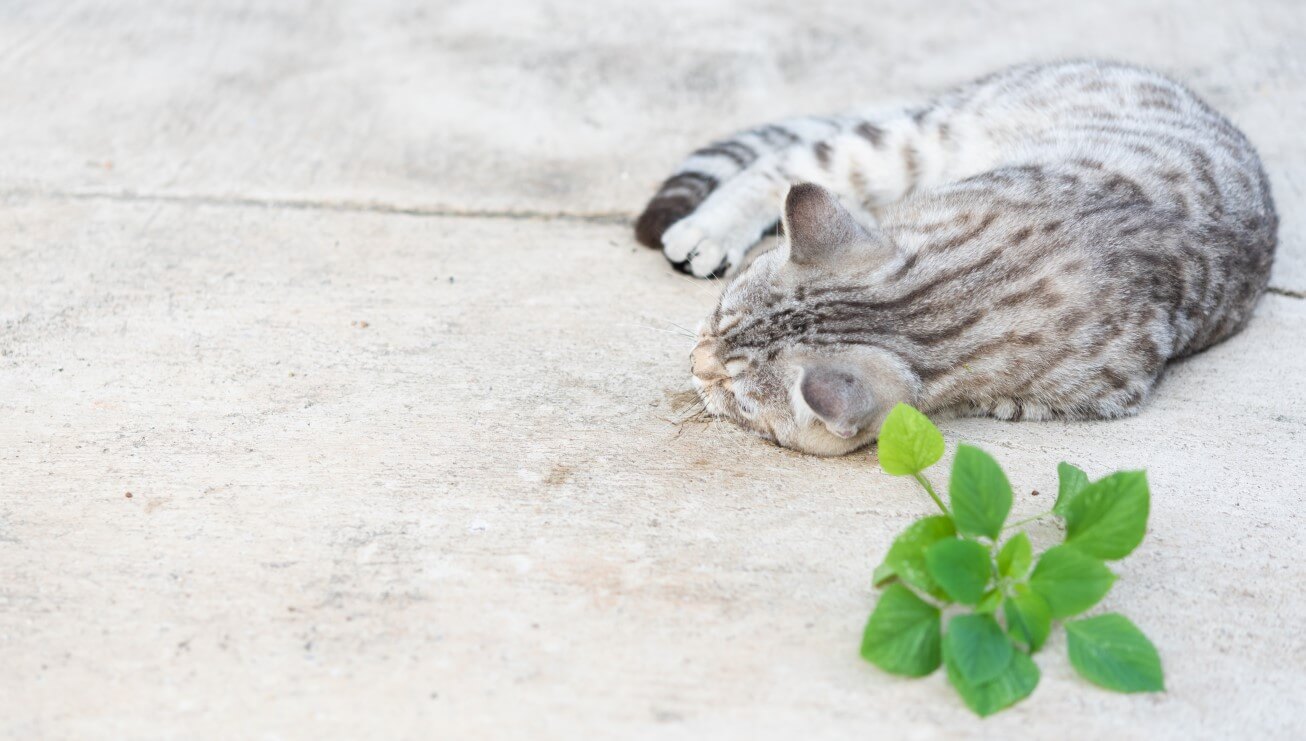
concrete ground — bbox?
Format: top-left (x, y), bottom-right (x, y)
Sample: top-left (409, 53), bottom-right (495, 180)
top-left (2, 1), bottom-right (1304, 738)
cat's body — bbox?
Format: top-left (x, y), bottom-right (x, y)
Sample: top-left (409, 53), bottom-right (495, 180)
top-left (636, 61), bottom-right (1277, 455)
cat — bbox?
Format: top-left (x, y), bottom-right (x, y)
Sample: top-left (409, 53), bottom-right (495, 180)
top-left (635, 60), bottom-right (1277, 456)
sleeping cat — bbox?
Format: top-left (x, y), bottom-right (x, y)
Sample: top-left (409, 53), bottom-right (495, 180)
top-left (635, 60), bottom-right (1277, 456)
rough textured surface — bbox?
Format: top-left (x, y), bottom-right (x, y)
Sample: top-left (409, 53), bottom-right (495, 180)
top-left (1, 0), bottom-right (1304, 289)
top-left (1, 1), bottom-right (1304, 738)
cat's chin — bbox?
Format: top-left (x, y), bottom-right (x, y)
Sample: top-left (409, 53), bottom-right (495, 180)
top-left (692, 375), bottom-right (877, 456)
top-left (779, 429), bottom-right (874, 457)
top-left (729, 415), bottom-right (870, 457)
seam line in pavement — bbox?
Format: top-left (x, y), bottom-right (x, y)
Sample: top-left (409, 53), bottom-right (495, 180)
top-left (1, 187), bottom-right (636, 225)
top-left (1267, 286), bottom-right (1305, 299)
top-left (4, 186), bottom-right (1301, 300)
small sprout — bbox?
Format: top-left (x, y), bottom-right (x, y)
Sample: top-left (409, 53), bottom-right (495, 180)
top-left (861, 404), bottom-right (1161, 716)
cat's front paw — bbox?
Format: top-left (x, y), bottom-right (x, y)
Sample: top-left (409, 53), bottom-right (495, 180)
top-left (661, 219), bottom-right (730, 278)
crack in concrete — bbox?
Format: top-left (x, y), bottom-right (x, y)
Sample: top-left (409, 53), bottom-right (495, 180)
top-left (1267, 286), bottom-right (1306, 299)
top-left (0, 187), bottom-right (636, 225)
top-left (4, 186), bottom-right (1302, 300)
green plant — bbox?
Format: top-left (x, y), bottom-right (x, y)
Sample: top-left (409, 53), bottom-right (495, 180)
top-left (861, 404), bottom-right (1163, 716)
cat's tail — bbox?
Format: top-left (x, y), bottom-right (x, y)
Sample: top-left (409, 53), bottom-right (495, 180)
top-left (634, 173), bottom-right (714, 249)
top-left (634, 139), bottom-right (760, 249)
top-left (634, 118), bottom-right (852, 251)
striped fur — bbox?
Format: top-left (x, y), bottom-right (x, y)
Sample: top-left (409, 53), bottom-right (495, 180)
top-left (669, 61), bottom-right (1277, 455)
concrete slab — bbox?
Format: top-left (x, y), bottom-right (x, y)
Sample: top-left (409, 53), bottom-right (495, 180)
top-left (2, 201), bottom-right (1304, 737)
top-left (0, 1), bottom-right (1303, 290)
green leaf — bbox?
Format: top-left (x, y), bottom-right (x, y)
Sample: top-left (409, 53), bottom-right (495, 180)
top-left (1066, 614), bottom-right (1164, 693)
top-left (1004, 590), bottom-right (1052, 652)
top-left (860, 583), bottom-right (943, 677)
top-left (1054, 462), bottom-right (1090, 517)
top-left (1028, 545), bottom-right (1116, 619)
top-left (924, 538), bottom-right (991, 605)
top-left (976, 589), bottom-right (1003, 614)
top-left (871, 562), bottom-right (896, 587)
top-left (882, 516), bottom-right (956, 600)
top-left (1063, 471), bottom-right (1150, 560)
top-left (949, 445), bottom-right (1013, 539)
top-left (876, 404), bottom-right (945, 476)
top-left (946, 644), bottom-right (1040, 717)
top-left (998, 532), bottom-right (1032, 579)
top-left (942, 614), bottom-right (1013, 684)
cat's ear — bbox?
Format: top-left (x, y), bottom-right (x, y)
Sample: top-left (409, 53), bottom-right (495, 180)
top-left (783, 183), bottom-right (887, 267)
top-left (797, 365), bottom-right (878, 439)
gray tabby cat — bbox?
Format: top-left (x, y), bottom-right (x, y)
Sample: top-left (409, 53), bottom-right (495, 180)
top-left (636, 60), bottom-right (1277, 456)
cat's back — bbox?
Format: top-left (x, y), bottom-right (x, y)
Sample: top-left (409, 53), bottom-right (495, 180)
top-left (942, 60), bottom-right (1275, 235)
top-left (884, 60), bottom-right (1278, 362)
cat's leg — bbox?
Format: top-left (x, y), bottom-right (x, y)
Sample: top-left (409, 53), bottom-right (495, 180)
top-left (636, 117), bottom-right (841, 277)
top-left (657, 163), bottom-right (789, 277)
top-left (637, 107), bottom-right (969, 277)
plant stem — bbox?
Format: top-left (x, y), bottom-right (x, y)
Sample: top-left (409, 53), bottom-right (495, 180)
top-left (1004, 510), bottom-right (1054, 531)
top-left (912, 473), bottom-right (949, 515)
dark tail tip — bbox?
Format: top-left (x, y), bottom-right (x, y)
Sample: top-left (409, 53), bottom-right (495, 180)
top-left (634, 195), bottom-right (696, 249)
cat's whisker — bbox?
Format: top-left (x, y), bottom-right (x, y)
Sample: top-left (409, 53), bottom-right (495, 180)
top-left (665, 320), bottom-right (698, 337)
top-left (673, 397), bottom-right (705, 414)
top-left (643, 315), bottom-right (698, 337)
top-left (672, 403), bottom-right (709, 425)
top-left (668, 389), bottom-right (718, 426)
top-left (670, 271), bottom-right (724, 299)
top-left (619, 322), bottom-right (696, 340)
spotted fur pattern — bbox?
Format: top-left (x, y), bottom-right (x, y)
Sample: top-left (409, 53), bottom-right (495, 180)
top-left (651, 61), bottom-right (1277, 455)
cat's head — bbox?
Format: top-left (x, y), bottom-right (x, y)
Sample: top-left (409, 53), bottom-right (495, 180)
top-left (689, 183), bottom-right (918, 456)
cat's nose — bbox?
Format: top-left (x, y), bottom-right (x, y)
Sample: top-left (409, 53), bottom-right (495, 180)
top-left (690, 340), bottom-right (726, 381)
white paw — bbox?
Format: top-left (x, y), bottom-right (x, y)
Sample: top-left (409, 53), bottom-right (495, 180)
top-left (663, 218), bottom-right (736, 277)
top-left (661, 220), bottom-right (706, 263)
top-left (688, 236), bottom-right (729, 277)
